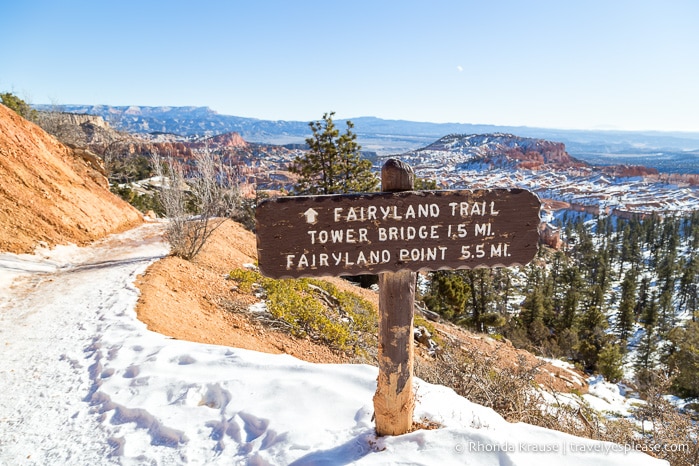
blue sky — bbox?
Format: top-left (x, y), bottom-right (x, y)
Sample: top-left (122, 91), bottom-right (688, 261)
top-left (1, 0), bottom-right (698, 132)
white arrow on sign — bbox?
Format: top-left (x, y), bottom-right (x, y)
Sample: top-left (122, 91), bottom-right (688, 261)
top-left (303, 208), bottom-right (319, 224)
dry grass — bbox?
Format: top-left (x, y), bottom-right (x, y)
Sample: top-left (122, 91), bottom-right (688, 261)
top-left (416, 346), bottom-right (698, 466)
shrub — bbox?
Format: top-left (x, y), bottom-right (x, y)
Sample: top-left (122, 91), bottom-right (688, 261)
top-left (1, 92), bottom-right (37, 120)
top-left (228, 269), bottom-right (377, 354)
top-left (111, 185), bottom-right (163, 216)
top-left (151, 149), bottom-right (239, 260)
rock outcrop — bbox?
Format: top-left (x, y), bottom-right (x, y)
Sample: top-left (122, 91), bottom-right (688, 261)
top-left (415, 133), bottom-right (586, 170)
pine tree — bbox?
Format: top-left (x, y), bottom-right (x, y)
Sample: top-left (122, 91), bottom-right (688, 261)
top-left (635, 291), bottom-right (659, 388)
top-left (464, 269), bottom-right (496, 332)
top-left (640, 289), bottom-right (659, 328)
top-left (491, 268), bottom-right (513, 316)
top-left (690, 212), bottom-right (699, 251)
top-left (597, 344), bottom-right (625, 383)
top-left (645, 215), bottom-right (662, 271)
top-left (616, 270), bottom-right (638, 344)
top-left (548, 252), bottom-right (567, 323)
top-left (558, 265), bottom-right (582, 333)
top-left (576, 302), bottom-right (609, 371)
top-left (424, 271), bottom-right (469, 321)
top-left (635, 327), bottom-right (658, 375)
top-left (620, 218), bottom-right (642, 272)
top-left (635, 276), bottom-right (651, 321)
top-left (627, 218), bottom-right (642, 270)
top-left (290, 112), bottom-right (378, 195)
top-left (425, 270), bottom-right (506, 332)
top-left (678, 253), bottom-right (699, 319)
top-left (667, 321), bottom-right (699, 397)
top-left (520, 286), bottom-right (549, 348)
top-left (656, 250), bottom-right (678, 334)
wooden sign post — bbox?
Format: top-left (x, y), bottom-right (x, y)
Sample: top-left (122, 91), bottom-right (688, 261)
top-left (256, 158), bottom-right (541, 436)
top-left (374, 158), bottom-right (416, 435)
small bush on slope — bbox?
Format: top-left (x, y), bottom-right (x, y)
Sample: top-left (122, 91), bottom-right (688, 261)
top-left (228, 269), bottom-right (377, 355)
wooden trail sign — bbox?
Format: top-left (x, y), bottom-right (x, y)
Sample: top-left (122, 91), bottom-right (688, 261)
top-left (255, 158), bottom-right (541, 437)
top-left (256, 188), bottom-right (541, 279)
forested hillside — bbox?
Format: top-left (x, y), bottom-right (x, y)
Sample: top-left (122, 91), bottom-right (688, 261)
top-left (424, 211), bottom-right (699, 398)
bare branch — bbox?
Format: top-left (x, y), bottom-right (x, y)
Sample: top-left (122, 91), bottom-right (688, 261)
top-left (150, 147), bottom-right (239, 260)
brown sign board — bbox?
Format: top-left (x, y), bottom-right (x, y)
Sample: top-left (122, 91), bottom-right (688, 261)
top-left (256, 189), bottom-right (541, 279)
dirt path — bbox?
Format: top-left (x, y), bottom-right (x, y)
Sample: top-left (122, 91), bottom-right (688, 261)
top-left (0, 223), bottom-right (168, 463)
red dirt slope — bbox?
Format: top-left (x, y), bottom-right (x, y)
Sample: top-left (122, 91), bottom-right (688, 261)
top-left (0, 104), bottom-right (142, 253)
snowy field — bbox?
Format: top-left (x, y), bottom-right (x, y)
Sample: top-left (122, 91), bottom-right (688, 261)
top-left (0, 223), bottom-right (667, 465)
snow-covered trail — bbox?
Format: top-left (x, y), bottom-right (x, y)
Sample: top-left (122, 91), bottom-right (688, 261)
top-left (0, 224), bottom-right (667, 465)
top-left (0, 224), bottom-right (169, 464)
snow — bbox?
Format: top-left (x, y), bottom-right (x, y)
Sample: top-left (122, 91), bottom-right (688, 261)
top-left (537, 357), bottom-right (586, 389)
top-left (583, 376), bottom-right (642, 418)
top-left (0, 224), bottom-right (668, 465)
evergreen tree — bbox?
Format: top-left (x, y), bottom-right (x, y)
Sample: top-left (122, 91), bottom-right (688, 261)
top-left (678, 254), bottom-right (699, 319)
top-left (597, 344), bottom-right (625, 383)
top-left (290, 112), bottom-right (378, 195)
top-left (667, 321), bottom-right (699, 397)
top-left (616, 270), bottom-right (638, 344)
top-left (548, 252), bottom-right (567, 324)
top-left (640, 290), bottom-right (659, 328)
top-left (491, 268), bottom-right (513, 316)
top-left (635, 276), bottom-right (651, 321)
top-left (635, 291), bottom-right (659, 388)
top-left (576, 301), bottom-right (609, 371)
top-left (425, 269), bottom-right (505, 332)
top-left (464, 269), bottom-right (497, 333)
top-left (656, 250), bottom-right (678, 334)
top-left (635, 327), bottom-right (658, 376)
top-left (424, 271), bottom-right (469, 321)
top-left (661, 216), bottom-right (680, 252)
top-left (620, 218), bottom-right (642, 272)
top-left (645, 215), bottom-right (662, 271)
top-left (690, 212), bottom-right (699, 251)
top-left (520, 286), bottom-right (550, 349)
top-left (558, 265), bottom-right (582, 333)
